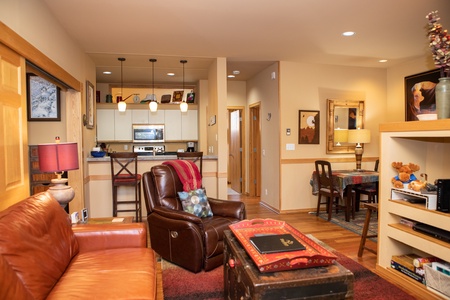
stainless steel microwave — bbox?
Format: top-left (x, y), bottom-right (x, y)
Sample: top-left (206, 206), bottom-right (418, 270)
top-left (132, 124), bottom-right (164, 143)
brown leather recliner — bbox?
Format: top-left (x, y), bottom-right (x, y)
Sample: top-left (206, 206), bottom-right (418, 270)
top-left (142, 164), bottom-right (246, 273)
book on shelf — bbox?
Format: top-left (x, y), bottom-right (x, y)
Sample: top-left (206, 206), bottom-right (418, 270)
top-left (391, 260), bottom-right (426, 284)
top-left (391, 254), bottom-right (421, 272)
top-left (399, 217), bottom-right (417, 228)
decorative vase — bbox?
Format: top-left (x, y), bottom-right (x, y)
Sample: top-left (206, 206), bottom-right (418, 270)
top-left (436, 77), bottom-right (450, 119)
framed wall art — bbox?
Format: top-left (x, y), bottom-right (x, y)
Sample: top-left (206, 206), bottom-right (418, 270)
top-left (86, 80), bottom-right (95, 129)
top-left (27, 74), bottom-right (61, 121)
top-left (405, 69), bottom-right (440, 121)
top-left (299, 110), bottom-right (320, 144)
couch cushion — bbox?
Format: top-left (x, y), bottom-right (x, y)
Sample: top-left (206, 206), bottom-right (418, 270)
top-left (47, 248), bottom-right (156, 299)
top-left (0, 192), bottom-right (79, 299)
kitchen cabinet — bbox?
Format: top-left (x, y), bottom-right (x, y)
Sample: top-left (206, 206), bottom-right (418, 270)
top-left (164, 110), bottom-right (182, 141)
top-left (181, 109), bottom-right (198, 141)
top-left (148, 110), bottom-right (165, 124)
top-left (377, 120), bottom-right (450, 300)
top-left (96, 104), bottom-right (197, 142)
top-left (114, 110), bottom-right (132, 141)
top-left (97, 109), bottom-right (115, 141)
top-left (132, 109), bottom-right (149, 124)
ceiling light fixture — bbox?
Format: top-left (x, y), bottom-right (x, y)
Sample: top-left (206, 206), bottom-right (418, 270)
top-left (227, 75), bottom-right (235, 78)
top-left (117, 57), bottom-right (127, 112)
top-left (167, 72), bottom-right (175, 76)
top-left (232, 70), bottom-right (240, 75)
top-left (180, 60), bottom-right (188, 112)
top-left (103, 71), bottom-right (111, 75)
top-left (149, 58), bottom-right (158, 112)
top-left (379, 59), bottom-right (388, 63)
top-left (342, 31), bottom-right (355, 36)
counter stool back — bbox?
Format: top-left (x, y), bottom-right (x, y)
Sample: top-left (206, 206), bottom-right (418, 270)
top-left (110, 152), bottom-right (142, 222)
top-left (176, 151), bottom-right (203, 178)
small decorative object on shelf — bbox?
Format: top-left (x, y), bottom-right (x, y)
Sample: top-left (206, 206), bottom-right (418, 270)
top-left (426, 11), bottom-right (450, 119)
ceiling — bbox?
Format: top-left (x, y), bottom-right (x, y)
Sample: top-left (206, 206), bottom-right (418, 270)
top-left (42, 0), bottom-right (450, 85)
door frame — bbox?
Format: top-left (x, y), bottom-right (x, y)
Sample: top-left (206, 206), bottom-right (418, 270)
top-left (227, 106), bottom-right (245, 194)
top-left (249, 103), bottom-right (261, 197)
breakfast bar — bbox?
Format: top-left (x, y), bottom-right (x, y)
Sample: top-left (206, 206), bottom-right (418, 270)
top-left (86, 154), bottom-right (218, 218)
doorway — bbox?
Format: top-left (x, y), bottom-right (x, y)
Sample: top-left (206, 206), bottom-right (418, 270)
top-left (249, 104), bottom-right (261, 197)
top-left (227, 107), bottom-right (244, 194)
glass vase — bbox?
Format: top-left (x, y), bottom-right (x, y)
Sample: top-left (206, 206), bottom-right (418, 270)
top-left (436, 77), bottom-right (450, 119)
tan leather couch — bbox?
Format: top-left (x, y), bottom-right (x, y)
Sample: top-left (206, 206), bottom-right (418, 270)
top-left (0, 192), bottom-right (156, 299)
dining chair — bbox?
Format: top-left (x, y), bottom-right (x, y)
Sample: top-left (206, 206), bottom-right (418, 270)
top-left (353, 159), bottom-right (379, 211)
top-left (315, 160), bottom-right (354, 221)
top-left (110, 152), bottom-right (142, 222)
top-left (176, 151), bottom-right (203, 178)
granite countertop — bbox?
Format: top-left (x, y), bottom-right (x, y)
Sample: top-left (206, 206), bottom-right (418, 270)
top-left (87, 154), bottom-right (217, 162)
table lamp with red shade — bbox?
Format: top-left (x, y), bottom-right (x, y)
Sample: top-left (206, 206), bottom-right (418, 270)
top-left (38, 137), bottom-right (79, 205)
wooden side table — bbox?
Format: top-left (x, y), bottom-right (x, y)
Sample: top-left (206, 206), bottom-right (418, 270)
top-left (73, 216), bottom-right (134, 226)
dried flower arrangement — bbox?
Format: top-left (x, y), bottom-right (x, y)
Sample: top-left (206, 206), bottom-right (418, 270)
top-left (426, 11), bottom-right (450, 78)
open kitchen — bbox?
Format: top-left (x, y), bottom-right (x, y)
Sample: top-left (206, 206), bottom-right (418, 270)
top-left (87, 101), bottom-right (218, 218)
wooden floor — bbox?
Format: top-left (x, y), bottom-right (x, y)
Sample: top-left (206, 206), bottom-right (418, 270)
top-left (155, 193), bottom-right (380, 299)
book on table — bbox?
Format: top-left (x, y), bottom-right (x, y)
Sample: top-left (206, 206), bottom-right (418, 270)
top-left (250, 233), bottom-right (306, 254)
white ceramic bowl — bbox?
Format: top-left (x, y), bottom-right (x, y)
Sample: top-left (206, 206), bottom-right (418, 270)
top-left (417, 114), bottom-right (437, 121)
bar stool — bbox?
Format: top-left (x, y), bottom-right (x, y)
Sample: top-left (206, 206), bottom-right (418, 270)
top-left (358, 203), bottom-right (378, 257)
top-left (110, 152), bottom-right (142, 222)
top-left (176, 151), bottom-right (203, 178)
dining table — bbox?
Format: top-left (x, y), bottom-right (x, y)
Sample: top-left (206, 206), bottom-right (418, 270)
top-left (311, 169), bottom-right (379, 222)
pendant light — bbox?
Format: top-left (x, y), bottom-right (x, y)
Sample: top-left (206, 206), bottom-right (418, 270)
top-left (149, 58), bottom-right (158, 112)
top-left (180, 60), bottom-right (188, 112)
top-left (117, 57), bottom-right (127, 112)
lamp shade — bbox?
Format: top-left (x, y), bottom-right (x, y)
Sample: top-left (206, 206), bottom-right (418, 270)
top-left (180, 101), bottom-right (188, 112)
top-left (149, 100), bottom-right (158, 112)
top-left (38, 142), bottom-right (79, 172)
top-left (347, 129), bottom-right (371, 144)
top-left (118, 101), bottom-right (127, 112)
top-left (334, 129), bottom-right (348, 143)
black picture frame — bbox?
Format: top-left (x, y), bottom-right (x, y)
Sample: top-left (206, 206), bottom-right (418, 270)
top-left (405, 69), bottom-right (440, 121)
top-left (299, 110), bottom-right (320, 144)
top-left (27, 74), bottom-right (61, 121)
top-left (86, 80), bottom-right (95, 129)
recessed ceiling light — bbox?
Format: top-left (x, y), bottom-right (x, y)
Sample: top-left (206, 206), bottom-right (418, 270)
top-left (103, 71), bottom-right (111, 75)
top-left (342, 31), bottom-right (355, 37)
top-left (227, 75), bottom-right (235, 78)
top-left (378, 59), bottom-right (388, 63)
top-left (232, 70), bottom-right (240, 75)
top-left (167, 72), bottom-right (175, 76)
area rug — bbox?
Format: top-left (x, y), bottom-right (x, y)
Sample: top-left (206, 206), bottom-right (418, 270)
top-left (316, 208), bottom-right (378, 241)
top-left (162, 253), bottom-right (415, 300)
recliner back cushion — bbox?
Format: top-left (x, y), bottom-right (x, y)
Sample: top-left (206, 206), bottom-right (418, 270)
top-left (0, 192), bottom-right (79, 300)
top-left (151, 165), bottom-right (184, 210)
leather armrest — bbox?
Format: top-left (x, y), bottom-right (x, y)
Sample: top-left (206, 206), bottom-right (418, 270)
top-left (73, 223), bottom-right (147, 253)
top-left (208, 198), bottom-right (246, 220)
top-left (152, 207), bottom-right (203, 225)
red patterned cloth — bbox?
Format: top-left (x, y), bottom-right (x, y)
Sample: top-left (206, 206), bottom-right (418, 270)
top-left (163, 160), bottom-right (202, 192)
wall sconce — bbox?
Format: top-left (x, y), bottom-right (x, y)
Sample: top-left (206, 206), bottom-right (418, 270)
top-left (180, 60), bottom-right (188, 112)
top-left (117, 57), bottom-right (127, 112)
top-left (334, 128), bottom-right (348, 146)
top-left (347, 128), bottom-right (371, 170)
top-left (38, 138), bottom-right (79, 205)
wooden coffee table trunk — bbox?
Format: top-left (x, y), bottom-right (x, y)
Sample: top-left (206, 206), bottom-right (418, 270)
top-left (223, 230), bottom-right (354, 300)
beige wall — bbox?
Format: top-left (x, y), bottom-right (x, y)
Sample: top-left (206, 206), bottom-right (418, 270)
top-left (278, 62), bottom-right (388, 211)
top-left (247, 63), bottom-right (280, 209)
top-left (0, 0), bottom-right (96, 212)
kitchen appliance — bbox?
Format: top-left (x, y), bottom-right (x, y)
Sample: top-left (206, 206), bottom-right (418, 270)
top-left (133, 145), bottom-right (165, 156)
top-left (187, 142), bottom-right (195, 152)
top-left (132, 124), bottom-right (164, 143)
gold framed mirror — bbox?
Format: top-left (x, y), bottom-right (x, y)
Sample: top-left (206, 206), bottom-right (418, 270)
top-left (326, 99), bottom-right (365, 154)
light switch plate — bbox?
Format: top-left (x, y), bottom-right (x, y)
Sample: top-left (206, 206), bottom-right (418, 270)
top-left (286, 143), bottom-right (295, 150)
